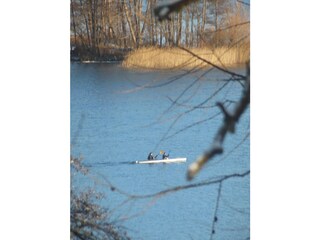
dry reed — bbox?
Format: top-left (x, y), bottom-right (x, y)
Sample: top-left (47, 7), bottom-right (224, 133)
top-left (122, 45), bottom-right (250, 70)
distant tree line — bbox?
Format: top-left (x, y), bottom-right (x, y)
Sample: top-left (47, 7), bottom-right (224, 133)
top-left (70, 0), bottom-right (249, 61)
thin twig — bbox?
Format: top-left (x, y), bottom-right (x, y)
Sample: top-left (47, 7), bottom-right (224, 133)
top-left (187, 63), bottom-right (250, 180)
top-left (237, 0), bottom-right (250, 7)
top-left (131, 170), bottom-right (250, 199)
top-left (153, 81), bottom-right (230, 150)
top-left (163, 111), bottom-right (223, 141)
top-left (178, 46), bottom-right (246, 79)
top-left (210, 182), bottom-right (223, 239)
top-left (160, 67), bottom-right (214, 116)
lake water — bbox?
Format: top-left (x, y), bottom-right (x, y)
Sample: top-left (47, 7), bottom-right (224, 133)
top-left (71, 63), bottom-right (250, 240)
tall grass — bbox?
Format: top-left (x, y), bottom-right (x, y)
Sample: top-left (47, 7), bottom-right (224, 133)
top-left (122, 45), bottom-right (250, 70)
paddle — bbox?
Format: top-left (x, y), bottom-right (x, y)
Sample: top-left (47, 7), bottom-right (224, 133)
top-left (160, 150), bottom-right (170, 159)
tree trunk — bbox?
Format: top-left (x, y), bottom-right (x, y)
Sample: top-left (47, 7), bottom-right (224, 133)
top-left (201, 0), bottom-right (207, 47)
top-left (79, 0), bottom-right (91, 49)
top-left (178, 11), bottom-right (182, 45)
top-left (185, 6), bottom-right (190, 47)
top-left (191, 3), bottom-right (195, 47)
top-left (123, 1), bottom-right (137, 47)
top-left (71, 0), bottom-right (77, 45)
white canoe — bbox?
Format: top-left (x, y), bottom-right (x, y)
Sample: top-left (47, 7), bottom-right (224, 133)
top-left (135, 158), bottom-right (187, 164)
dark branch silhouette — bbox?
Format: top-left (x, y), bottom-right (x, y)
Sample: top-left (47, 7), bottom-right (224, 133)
top-left (210, 182), bottom-right (222, 239)
top-left (163, 111), bottom-right (223, 141)
top-left (237, 0), bottom-right (250, 7)
top-left (178, 46), bottom-right (246, 79)
top-left (153, 81), bottom-right (230, 150)
top-left (129, 170), bottom-right (250, 199)
top-left (154, 0), bottom-right (200, 21)
top-left (213, 21), bottom-right (250, 33)
top-left (118, 63), bottom-right (207, 94)
top-left (166, 97), bottom-right (235, 110)
top-left (187, 63), bottom-right (250, 180)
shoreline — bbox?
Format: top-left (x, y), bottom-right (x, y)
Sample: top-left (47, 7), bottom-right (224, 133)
top-left (71, 60), bottom-right (122, 64)
top-left (70, 46), bottom-right (249, 71)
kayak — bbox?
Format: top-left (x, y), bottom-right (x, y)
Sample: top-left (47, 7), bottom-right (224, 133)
top-left (135, 158), bottom-right (187, 164)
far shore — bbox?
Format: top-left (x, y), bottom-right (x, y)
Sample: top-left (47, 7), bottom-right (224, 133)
top-left (72, 60), bottom-right (122, 64)
top-left (70, 45), bottom-right (250, 70)
top-left (122, 46), bottom-right (249, 70)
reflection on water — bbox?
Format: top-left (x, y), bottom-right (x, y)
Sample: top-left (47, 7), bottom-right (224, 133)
top-left (71, 63), bottom-right (249, 240)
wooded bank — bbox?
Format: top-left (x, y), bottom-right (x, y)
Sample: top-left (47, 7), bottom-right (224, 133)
top-left (70, 0), bottom-right (249, 63)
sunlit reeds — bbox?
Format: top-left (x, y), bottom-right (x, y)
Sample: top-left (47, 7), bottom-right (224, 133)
top-left (122, 45), bottom-right (250, 70)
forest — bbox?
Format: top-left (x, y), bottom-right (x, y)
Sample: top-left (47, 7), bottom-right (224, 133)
top-left (70, 0), bottom-right (250, 63)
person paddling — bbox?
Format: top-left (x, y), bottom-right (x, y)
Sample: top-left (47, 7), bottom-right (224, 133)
top-left (162, 151), bottom-right (169, 159)
top-left (147, 152), bottom-right (158, 160)
top-left (147, 152), bottom-right (154, 160)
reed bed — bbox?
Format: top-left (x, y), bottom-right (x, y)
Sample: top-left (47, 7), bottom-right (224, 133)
top-left (122, 45), bottom-right (250, 70)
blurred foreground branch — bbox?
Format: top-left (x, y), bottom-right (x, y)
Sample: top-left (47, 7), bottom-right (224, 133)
top-left (154, 0), bottom-right (199, 21)
top-left (187, 63), bottom-right (250, 180)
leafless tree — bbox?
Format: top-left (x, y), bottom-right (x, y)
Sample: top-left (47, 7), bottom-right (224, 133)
top-left (70, 0), bottom-right (249, 60)
top-left (71, 156), bottom-right (131, 240)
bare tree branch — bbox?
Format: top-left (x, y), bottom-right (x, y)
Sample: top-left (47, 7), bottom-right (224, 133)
top-left (237, 0), bottom-right (250, 7)
top-left (160, 67), bottom-right (215, 116)
top-left (213, 21), bottom-right (250, 33)
top-left (187, 63), bottom-right (250, 180)
top-left (166, 97), bottom-right (234, 110)
top-left (153, 80), bottom-right (230, 150)
top-left (219, 34), bottom-right (250, 59)
top-left (210, 182), bottom-right (222, 239)
top-left (163, 111), bottom-right (222, 141)
top-left (208, 131), bottom-right (250, 168)
top-left (154, 0), bottom-right (200, 21)
top-left (131, 170), bottom-right (250, 199)
top-left (118, 62), bottom-right (206, 94)
top-left (178, 46), bottom-right (246, 79)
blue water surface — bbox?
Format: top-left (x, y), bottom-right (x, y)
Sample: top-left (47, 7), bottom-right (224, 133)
top-left (71, 63), bottom-right (250, 240)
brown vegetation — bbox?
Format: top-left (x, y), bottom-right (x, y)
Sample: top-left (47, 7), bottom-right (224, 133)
top-left (122, 45), bottom-right (250, 69)
top-left (70, 0), bottom-right (250, 62)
